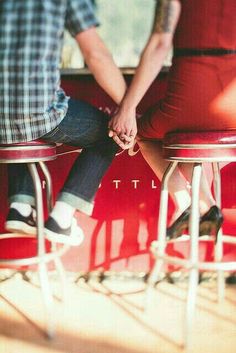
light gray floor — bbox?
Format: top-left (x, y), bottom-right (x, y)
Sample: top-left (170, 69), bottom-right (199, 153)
top-left (0, 272), bottom-right (235, 353)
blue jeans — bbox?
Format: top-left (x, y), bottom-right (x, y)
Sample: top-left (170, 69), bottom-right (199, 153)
top-left (8, 98), bottom-right (118, 215)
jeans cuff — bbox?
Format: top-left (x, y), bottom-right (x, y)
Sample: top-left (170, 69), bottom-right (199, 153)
top-left (9, 194), bottom-right (35, 207)
top-left (57, 192), bottom-right (94, 216)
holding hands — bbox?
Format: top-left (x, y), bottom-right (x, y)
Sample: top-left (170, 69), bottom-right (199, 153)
top-left (108, 107), bottom-right (137, 150)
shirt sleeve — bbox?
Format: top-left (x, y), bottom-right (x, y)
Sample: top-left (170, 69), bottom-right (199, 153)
top-left (65, 0), bottom-right (100, 37)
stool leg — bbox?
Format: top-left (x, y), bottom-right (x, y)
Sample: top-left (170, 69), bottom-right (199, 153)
top-left (28, 163), bottom-right (54, 338)
top-left (212, 162), bottom-right (225, 302)
top-left (185, 163), bottom-right (201, 350)
top-left (38, 161), bottom-right (54, 211)
top-left (28, 163), bottom-right (46, 257)
top-left (39, 161), bottom-right (68, 303)
top-left (146, 162), bottom-right (178, 308)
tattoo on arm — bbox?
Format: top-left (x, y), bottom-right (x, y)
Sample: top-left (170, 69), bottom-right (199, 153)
top-left (152, 0), bottom-right (176, 33)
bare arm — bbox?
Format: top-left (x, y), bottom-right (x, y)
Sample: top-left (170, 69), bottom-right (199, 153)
top-left (75, 27), bottom-right (126, 105)
top-left (109, 0), bottom-right (181, 148)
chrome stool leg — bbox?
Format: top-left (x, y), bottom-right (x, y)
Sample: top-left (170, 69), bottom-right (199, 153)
top-left (39, 161), bottom-right (68, 303)
top-left (212, 162), bottom-right (225, 302)
top-left (185, 163), bottom-right (201, 350)
top-left (146, 162), bottom-right (178, 309)
top-left (38, 261), bottom-right (54, 338)
top-left (28, 163), bottom-right (54, 338)
top-left (51, 245), bottom-right (68, 303)
top-left (38, 161), bottom-right (54, 211)
top-left (150, 131), bottom-right (236, 349)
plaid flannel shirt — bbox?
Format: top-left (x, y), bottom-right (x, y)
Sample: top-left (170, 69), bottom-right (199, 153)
top-left (0, 0), bottom-right (99, 143)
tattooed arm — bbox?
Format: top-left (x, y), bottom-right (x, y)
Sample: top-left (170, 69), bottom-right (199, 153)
top-left (108, 0), bottom-right (181, 148)
top-left (153, 0), bottom-right (179, 33)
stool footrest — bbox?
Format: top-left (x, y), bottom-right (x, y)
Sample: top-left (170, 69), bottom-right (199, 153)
top-left (152, 252), bottom-right (236, 271)
top-left (0, 243), bottom-right (69, 267)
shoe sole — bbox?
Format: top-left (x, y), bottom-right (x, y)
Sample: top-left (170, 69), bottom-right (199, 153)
top-left (45, 228), bottom-right (84, 246)
top-left (5, 221), bottom-right (37, 236)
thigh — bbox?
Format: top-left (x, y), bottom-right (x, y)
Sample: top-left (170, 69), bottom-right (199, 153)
top-left (137, 101), bottom-right (177, 140)
top-left (138, 59), bottom-right (193, 140)
top-left (43, 98), bottom-right (111, 147)
top-left (138, 57), bottom-right (228, 140)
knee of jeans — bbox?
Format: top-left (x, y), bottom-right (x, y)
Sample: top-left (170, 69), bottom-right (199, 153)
top-left (108, 138), bottom-right (120, 153)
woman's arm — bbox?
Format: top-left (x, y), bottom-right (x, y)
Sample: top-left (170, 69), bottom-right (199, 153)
top-left (109, 0), bottom-right (181, 148)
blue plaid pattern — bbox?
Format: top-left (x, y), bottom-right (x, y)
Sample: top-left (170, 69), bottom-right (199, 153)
top-left (0, 0), bottom-right (99, 143)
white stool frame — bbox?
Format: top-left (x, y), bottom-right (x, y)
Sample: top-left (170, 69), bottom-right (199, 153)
top-left (147, 156), bottom-right (236, 351)
top-left (0, 146), bottom-right (68, 338)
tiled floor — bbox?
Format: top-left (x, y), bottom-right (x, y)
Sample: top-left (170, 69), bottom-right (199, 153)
top-left (0, 271), bottom-right (235, 353)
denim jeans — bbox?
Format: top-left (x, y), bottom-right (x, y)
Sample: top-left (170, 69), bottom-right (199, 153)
top-left (8, 98), bottom-right (118, 215)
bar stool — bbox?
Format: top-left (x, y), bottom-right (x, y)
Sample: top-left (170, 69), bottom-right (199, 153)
top-left (147, 131), bottom-right (236, 350)
top-left (0, 140), bottom-right (68, 338)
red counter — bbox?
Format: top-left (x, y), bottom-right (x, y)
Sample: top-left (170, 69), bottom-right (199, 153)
top-left (0, 71), bottom-right (236, 272)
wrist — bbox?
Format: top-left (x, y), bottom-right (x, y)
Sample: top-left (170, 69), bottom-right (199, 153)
top-left (119, 102), bottom-right (136, 115)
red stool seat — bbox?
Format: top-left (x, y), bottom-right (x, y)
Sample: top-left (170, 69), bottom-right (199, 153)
top-left (0, 140), bottom-right (56, 163)
top-left (163, 131), bottom-right (236, 161)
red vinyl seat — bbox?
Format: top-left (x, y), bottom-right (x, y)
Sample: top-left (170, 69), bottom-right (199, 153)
top-left (164, 130), bottom-right (236, 145)
top-left (0, 140), bottom-right (57, 162)
top-left (163, 131), bottom-right (236, 161)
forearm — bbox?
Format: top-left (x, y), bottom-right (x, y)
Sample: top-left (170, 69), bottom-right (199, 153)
top-left (118, 0), bottom-right (181, 114)
top-left (108, 0), bottom-right (181, 149)
top-left (76, 28), bottom-right (126, 105)
top-left (120, 38), bottom-right (170, 113)
top-left (85, 49), bottom-right (127, 105)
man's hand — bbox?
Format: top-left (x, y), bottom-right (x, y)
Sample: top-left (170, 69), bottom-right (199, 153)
top-left (108, 108), bottom-right (137, 149)
top-left (108, 107), bottom-right (137, 137)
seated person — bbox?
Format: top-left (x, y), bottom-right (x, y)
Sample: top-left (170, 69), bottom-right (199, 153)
top-left (109, 0), bottom-right (236, 238)
top-left (0, 0), bottom-right (127, 245)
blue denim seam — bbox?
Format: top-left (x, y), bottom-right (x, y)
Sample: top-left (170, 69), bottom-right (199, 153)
top-left (58, 191), bottom-right (93, 216)
top-left (9, 194), bottom-right (36, 207)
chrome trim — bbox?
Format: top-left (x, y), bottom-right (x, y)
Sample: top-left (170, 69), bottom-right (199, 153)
top-left (164, 144), bottom-right (236, 149)
top-left (60, 66), bottom-right (170, 76)
top-left (0, 156), bottom-right (56, 163)
top-left (152, 253), bottom-right (236, 271)
top-left (151, 234), bottom-right (236, 245)
top-left (0, 145), bottom-right (55, 151)
top-left (166, 156), bottom-right (236, 162)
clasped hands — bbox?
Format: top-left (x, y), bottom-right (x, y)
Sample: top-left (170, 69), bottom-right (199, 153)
top-left (108, 108), bottom-right (137, 150)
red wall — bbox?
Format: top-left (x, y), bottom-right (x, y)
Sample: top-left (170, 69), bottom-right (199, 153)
top-left (0, 73), bottom-right (236, 272)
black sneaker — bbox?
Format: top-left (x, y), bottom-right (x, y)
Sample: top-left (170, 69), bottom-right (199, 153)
top-left (44, 216), bottom-right (84, 246)
top-left (5, 208), bottom-right (37, 235)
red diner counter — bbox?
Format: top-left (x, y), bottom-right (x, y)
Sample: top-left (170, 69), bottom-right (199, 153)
top-left (0, 69), bottom-right (236, 272)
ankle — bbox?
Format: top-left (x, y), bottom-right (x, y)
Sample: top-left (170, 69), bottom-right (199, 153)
top-left (169, 207), bottom-right (189, 225)
top-left (50, 201), bottom-right (75, 229)
top-left (172, 190), bottom-right (191, 215)
top-left (199, 201), bottom-right (215, 215)
top-left (10, 202), bottom-right (32, 217)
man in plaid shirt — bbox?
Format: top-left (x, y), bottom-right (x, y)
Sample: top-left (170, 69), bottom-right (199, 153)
top-left (0, 0), bottom-right (127, 245)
